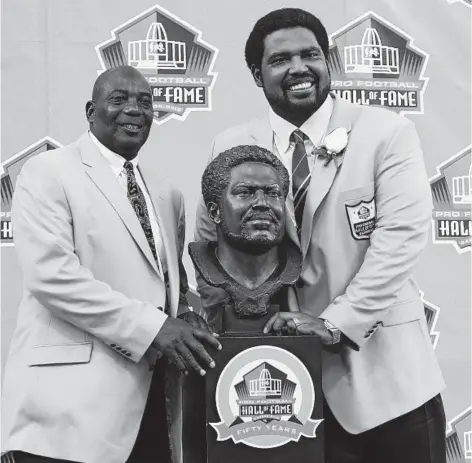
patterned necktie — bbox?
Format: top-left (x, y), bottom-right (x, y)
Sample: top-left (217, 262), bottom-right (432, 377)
top-left (123, 161), bottom-right (158, 264)
top-left (291, 130), bottom-right (311, 234)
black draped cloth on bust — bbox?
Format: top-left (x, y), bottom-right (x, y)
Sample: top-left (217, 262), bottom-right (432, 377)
top-left (188, 238), bottom-right (302, 334)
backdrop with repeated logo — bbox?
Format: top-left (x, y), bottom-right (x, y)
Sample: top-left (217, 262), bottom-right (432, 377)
top-left (1, 0), bottom-right (471, 460)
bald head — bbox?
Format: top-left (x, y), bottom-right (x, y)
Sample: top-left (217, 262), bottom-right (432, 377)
top-left (85, 66), bottom-right (154, 160)
top-left (91, 66), bottom-right (151, 101)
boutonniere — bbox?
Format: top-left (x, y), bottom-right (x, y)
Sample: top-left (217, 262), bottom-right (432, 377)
top-left (316, 128), bottom-right (349, 166)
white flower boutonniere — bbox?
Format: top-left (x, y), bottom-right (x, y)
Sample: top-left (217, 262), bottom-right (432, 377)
top-left (318, 128), bottom-right (349, 166)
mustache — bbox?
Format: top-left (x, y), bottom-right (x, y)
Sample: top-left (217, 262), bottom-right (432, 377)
top-left (242, 211), bottom-right (279, 224)
top-left (283, 73), bottom-right (318, 88)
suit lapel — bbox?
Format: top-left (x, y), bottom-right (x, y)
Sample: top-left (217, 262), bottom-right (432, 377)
top-left (78, 133), bottom-right (160, 276)
top-left (301, 95), bottom-right (354, 255)
top-left (140, 168), bottom-right (179, 313)
top-left (250, 116), bottom-right (301, 248)
top-left (249, 117), bottom-right (273, 151)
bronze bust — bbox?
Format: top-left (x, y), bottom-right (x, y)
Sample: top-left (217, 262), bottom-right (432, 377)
top-left (189, 145), bottom-right (302, 334)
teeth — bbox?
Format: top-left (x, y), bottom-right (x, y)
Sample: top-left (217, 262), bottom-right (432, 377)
top-left (123, 124), bottom-right (140, 130)
top-left (289, 82), bottom-right (312, 91)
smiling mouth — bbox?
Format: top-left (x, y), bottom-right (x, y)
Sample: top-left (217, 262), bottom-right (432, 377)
top-left (288, 81), bottom-right (314, 92)
top-left (120, 124), bottom-right (142, 133)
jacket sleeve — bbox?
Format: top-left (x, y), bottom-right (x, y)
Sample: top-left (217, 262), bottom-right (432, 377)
top-left (193, 138), bottom-right (231, 316)
top-left (12, 156), bottom-right (167, 363)
top-left (320, 118), bottom-right (432, 348)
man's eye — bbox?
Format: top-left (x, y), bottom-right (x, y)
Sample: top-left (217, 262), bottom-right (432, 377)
top-left (236, 189), bottom-right (251, 197)
top-left (271, 57), bottom-right (287, 66)
top-left (268, 190), bottom-right (281, 198)
top-left (110, 96), bottom-right (126, 104)
top-left (305, 51), bottom-right (320, 59)
top-left (140, 99), bottom-right (152, 108)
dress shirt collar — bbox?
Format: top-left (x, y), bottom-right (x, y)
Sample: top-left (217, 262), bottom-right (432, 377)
top-left (89, 131), bottom-right (139, 177)
top-left (269, 94), bottom-right (334, 154)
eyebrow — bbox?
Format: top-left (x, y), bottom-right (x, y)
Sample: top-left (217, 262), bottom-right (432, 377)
top-left (268, 46), bottom-right (321, 58)
top-left (107, 89), bottom-right (152, 97)
top-left (232, 183), bottom-right (281, 189)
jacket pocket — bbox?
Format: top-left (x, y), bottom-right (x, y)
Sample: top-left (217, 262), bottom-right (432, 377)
top-left (28, 342), bottom-right (93, 366)
top-left (339, 183), bottom-right (375, 202)
top-left (382, 299), bottom-right (423, 327)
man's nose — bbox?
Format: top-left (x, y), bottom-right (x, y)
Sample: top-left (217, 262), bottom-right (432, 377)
top-left (252, 190), bottom-right (270, 209)
top-left (123, 99), bottom-right (141, 114)
top-left (289, 56), bottom-right (309, 74)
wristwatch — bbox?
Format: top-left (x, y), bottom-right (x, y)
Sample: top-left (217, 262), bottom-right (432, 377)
top-left (322, 319), bottom-right (342, 345)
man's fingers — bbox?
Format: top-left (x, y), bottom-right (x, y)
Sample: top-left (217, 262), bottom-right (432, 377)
top-left (263, 313), bottom-right (280, 333)
top-left (166, 349), bottom-right (187, 374)
top-left (177, 343), bottom-right (206, 376)
top-left (286, 319), bottom-right (298, 335)
top-left (186, 337), bottom-right (216, 371)
top-left (272, 316), bottom-right (289, 333)
top-left (193, 328), bottom-right (222, 351)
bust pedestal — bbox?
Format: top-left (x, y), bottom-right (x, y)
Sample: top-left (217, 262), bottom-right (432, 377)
top-left (181, 334), bottom-right (324, 463)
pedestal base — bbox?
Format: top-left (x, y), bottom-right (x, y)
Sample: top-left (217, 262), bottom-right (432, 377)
top-left (182, 335), bottom-right (324, 463)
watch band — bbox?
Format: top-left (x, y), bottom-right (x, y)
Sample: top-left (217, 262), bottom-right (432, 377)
top-left (323, 319), bottom-right (342, 345)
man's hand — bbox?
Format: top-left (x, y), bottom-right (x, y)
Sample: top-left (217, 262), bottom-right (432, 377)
top-left (177, 311), bottom-right (218, 337)
top-left (263, 312), bottom-right (333, 345)
top-left (153, 317), bottom-right (222, 376)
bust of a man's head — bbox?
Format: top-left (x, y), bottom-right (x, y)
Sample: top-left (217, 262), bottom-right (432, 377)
top-left (202, 145), bottom-right (290, 255)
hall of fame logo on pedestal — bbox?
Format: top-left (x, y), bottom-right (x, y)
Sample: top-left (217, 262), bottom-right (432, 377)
top-left (96, 5), bottom-right (218, 125)
top-left (328, 12), bottom-right (429, 114)
top-left (430, 146), bottom-right (471, 254)
top-left (210, 346), bottom-right (322, 449)
top-left (1, 137), bottom-right (61, 247)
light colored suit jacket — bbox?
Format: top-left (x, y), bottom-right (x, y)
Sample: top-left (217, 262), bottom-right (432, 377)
top-left (194, 94), bottom-right (445, 434)
top-left (2, 133), bottom-right (187, 463)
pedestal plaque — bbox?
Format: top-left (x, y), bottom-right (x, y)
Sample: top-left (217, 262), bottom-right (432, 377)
top-left (182, 335), bottom-right (324, 463)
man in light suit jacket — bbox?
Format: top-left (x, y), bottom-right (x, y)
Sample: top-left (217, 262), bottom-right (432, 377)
top-left (194, 8), bottom-right (446, 463)
top-left (2, 66), bottom-right (220, 463)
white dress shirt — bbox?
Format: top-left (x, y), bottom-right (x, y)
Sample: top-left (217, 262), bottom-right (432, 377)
top-left (269, 95), bottom-right (334, 212)
top-left (89, 132), bottom-right (166, 278)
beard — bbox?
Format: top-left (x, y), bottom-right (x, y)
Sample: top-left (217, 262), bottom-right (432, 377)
top-left (219, 211), bottom-right (284, 256)
top-left (264, 75), bottom-right (331, 124)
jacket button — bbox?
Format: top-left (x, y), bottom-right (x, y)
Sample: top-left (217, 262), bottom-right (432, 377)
top-left (125, 352), bottom-right (131, 357)
top-left (116, 346), bottom-right (122, 351)
top-left (157, 306), bottom-right (164, 311)
top-left (110, 344), bottom-right (116, 348)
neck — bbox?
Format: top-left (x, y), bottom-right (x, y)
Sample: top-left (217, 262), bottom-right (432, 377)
top-left (216, 241), bottom-right (279, 290)
top-left (90, 129), bottom-right (138, 160)
top-left (272, 107), bottom-right (313, 128)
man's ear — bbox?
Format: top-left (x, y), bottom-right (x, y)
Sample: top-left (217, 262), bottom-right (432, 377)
top-left (207, 202), bottom-right (221, 225)
top-left (85, 100), bottom-right (95, 124)
top-left (252, 66), bottom-right (263, 88)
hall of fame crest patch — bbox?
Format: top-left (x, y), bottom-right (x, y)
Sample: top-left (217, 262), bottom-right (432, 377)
top-left (210, 345), bottom-right (322, 449)
top-left (345, 198), bottom-right (376, 240)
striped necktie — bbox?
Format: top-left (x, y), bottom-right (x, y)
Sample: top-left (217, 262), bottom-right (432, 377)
top-left (291, 130), bottom-right (311, 233)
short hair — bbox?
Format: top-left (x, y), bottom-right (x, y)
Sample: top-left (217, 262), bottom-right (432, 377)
top-left (244, 8), bottom-right (329, 71)
top-left (202, 145), bottom-right (290, 206)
